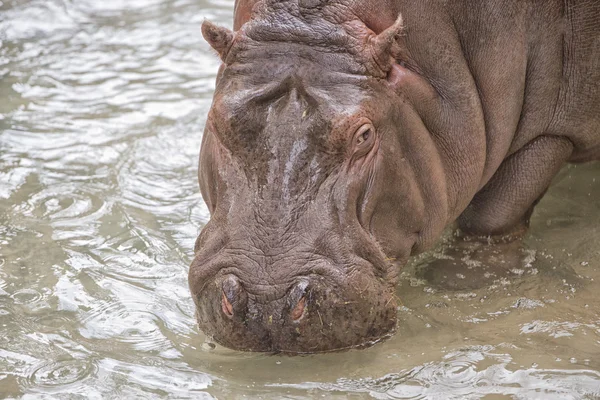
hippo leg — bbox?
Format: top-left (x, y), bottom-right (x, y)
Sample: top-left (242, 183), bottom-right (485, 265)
top-left (458, 135), bottom-right (574, 238)
top-left (418, 136), bottom-right (573, 290)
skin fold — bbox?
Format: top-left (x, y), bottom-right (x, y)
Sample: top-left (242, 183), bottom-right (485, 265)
top-left (189, 0), bottom-right (600, 353)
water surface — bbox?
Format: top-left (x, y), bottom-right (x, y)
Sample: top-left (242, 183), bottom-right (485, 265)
top-left (0, 1), bottom-right (599, 398)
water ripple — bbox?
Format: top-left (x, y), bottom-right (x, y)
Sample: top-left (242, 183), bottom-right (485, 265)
top-left (273, 347), bottom-right (600, 399)
top-left (80, 300), bottom-right (174, 354)
top-left (22, 358), bottom-right (98, 389)
top-left (10, 288), bottom-right (42, 305)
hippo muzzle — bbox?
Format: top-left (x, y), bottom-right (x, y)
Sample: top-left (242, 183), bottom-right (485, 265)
top-left (190, 255), bottom-right (398, 353)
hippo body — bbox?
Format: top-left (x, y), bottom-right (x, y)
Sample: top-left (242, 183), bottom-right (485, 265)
top-left (190, 0), bottom-right (600, 353)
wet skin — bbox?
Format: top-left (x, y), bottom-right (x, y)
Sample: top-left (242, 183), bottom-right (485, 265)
top-left (190, 0), bottom-right (600, 353)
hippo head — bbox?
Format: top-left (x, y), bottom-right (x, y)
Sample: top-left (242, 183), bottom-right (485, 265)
top-left (190, 2), bottom-right (449, 353)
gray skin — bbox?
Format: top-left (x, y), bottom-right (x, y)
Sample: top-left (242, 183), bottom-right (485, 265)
top-left (190, 0), bottom-right (600, 354)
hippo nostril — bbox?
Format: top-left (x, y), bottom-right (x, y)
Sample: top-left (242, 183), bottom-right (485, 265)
top-left (287, 280), bottom-right (309, 322)
top-left (221, 291), bottom-right (234, 318)
top-left (290, 296), bottom-right (306, 321)
top-left (220, 275), bottom-right (247, 319)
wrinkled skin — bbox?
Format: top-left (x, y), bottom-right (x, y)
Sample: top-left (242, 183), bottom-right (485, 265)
top-left (189, 0), bottom-right (600, 353)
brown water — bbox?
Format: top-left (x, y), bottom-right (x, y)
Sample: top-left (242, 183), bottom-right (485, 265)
top-left (0, 1), bottom-right (599, 398)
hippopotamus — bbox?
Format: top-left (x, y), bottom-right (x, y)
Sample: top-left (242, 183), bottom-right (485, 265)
top-left (189, 0), bottom-right (600, 353)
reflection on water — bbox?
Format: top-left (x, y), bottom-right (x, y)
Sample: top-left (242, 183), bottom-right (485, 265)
top-left (0, 0), bottom-right (599, 398)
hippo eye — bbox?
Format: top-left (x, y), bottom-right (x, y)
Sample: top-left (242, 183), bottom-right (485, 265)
top-left (353, 123), bottom-right (376, 157)
top-left (356, 126), bottom-right (372, 145)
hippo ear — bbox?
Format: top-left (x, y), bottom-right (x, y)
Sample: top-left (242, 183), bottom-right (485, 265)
top-left (369, 14), bottom-right (404, 72)
top-left (202, 20), bottom-right (234, 62)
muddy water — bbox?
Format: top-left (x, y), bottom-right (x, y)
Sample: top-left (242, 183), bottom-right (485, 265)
top-left (0, 0), bottom-right (599, 398)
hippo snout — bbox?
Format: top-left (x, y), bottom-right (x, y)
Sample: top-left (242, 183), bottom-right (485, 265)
top-left (189, 259), bottom-right (398, 354)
